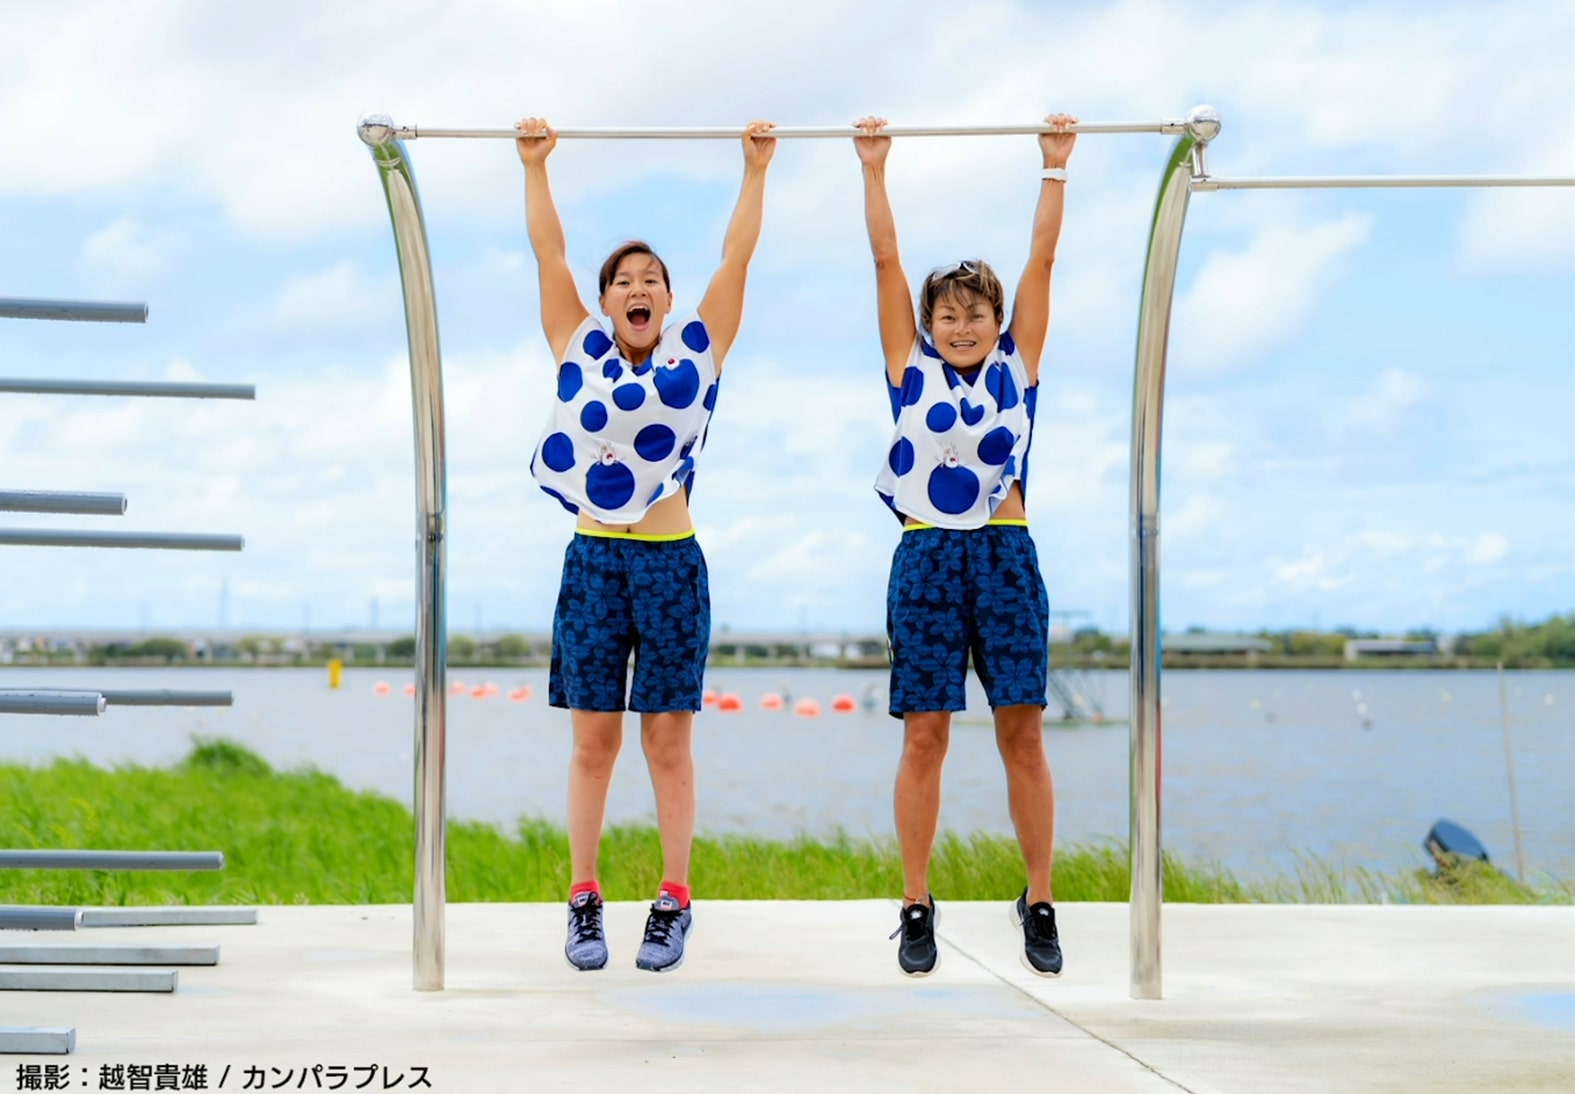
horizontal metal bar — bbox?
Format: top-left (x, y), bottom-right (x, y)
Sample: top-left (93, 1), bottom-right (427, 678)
top-left (0, 944), bottom-right (218, 966)
top-left (0, 378), bottom-right (255, 400)
top-left (0, 966), bottom-right (177, 992)
top-left (81, 906), bottom-right (257, 927)
top-left (0, 1027), bottom-right (76, 1054)
top-left (0, 530), bottom-right (243, 550)
top-left (0, 489), bottom-right (127, 515)
top-left (40, 688), bottom-right (234, 707)
top-left (0, 907), bottom-right (84, 931)
top-left (0, 850), bottom-right (224, 871)
top-left (393, 121), bottom-right (1186, 140)
top-left (1192, 174), bottom-right (1575, 191)
top-left (0, 691), bottom-right (105, 716)
top-left (0, 297), bottom-right (147, 324)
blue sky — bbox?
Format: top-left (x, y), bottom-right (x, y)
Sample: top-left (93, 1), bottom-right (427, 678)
top-left (1, 0), bottom-right (1571, 637)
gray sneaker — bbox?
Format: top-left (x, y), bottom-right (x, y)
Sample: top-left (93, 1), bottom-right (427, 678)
top-left (634, 893), bottom-right (692, 972)
top-left (564, 891), bottom-right (608, 971)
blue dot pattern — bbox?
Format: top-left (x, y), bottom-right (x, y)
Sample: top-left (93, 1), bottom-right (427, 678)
top-left (531, 313), bottom-right (721, 522)
top-left (873, 331), bottom-right (1036, 528)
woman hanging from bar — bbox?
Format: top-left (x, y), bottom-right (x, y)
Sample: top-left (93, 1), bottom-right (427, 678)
top-left (853, 113), bottom-right (1075, 978)
top-left (515, 116), bottom-right (776, 974)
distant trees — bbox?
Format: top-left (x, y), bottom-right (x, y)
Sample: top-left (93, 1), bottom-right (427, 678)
top-left (1458, 613), bottom-right (1575, 667)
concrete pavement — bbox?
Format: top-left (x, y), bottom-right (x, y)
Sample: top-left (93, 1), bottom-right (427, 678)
top-left (5, 901), bottom-right (1572, 1092)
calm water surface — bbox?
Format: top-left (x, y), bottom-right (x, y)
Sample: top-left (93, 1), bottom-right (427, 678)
top-left (3, 667), bottom-right (1570, 883)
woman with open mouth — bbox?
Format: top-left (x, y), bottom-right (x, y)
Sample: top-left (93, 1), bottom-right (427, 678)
top-left (515, 115), bottom-right (777, 975)
top-left (854, 113), bottom-right (1076, 981)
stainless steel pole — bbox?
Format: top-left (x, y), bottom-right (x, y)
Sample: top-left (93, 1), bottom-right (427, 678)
top-left (359, 118), bottom-right (449, 992)
top-left (0, 298), bottom-right (147, 323)
top-left (363, 118), bottom-right (1188, 142)
top-left (1128, 105), bottom-right (1219, 1001)
top-left (0, 490), bottom-right (127, 515)
top-left (0, 692), bottom-right (106, 717)
top-left (0, 531), bottom-right (243, 551)
top-left (0, 379), bottom-right (255, 400)
top-left (1192, 174), bottom-right (1575, 190)
top-left (0, 850), bottom-right (223, 870)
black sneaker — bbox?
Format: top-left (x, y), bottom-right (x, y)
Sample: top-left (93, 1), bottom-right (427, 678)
top-left (635, 893), bottom-right (693, 972)
top-left (564, 890), bottom-right (608, 971)
top-left (1011, 890), bottom-right (1063, 977)
top-left (889, 896), bottom-right (939, 977)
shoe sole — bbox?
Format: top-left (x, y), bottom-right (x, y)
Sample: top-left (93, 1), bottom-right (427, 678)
top-left (1010, 900), bottom-right (1063, 978)
top-left (564, 950), bottom-right (608, 972)
top-left (636, 920), bottom-right (693, 973)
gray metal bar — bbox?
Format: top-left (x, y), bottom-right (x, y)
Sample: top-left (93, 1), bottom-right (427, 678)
top-left (0, 944), bottom-right (218, 966)
top-left (1129, 107), bottom-right (1219, 1001)
top-left (0, 967), bottom-right (177, 992)
top-left (0, 850), bottom-right (224, 871)
top-left (0, 297), bottom-right (146, 323)
top-left (0, 1027), bottom-right (76, 1054)
top-left (361, 123), bottom-right (449, 991)
top-left (0, 530), bottom-right (243, 550)
top-left (81, 906), bottom-right (257, 927)
top-left (0, 378), bottom-right (255, 400)
top-left (1192, 174), bottom-right (1575, 191)
top-left (0, 489), bottom-right (127, 515)
top-left (0, 907), bottom-right (84, 931)
top-left (47, 689), bottom-right (234, 707)
top-left (0, 691), bottom-right (105, 717)
top-left (365, 117), bottom-right (1186, 142)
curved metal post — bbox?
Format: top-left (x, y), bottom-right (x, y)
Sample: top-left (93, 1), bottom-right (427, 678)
top-left (1129, 106), bottom-right (1217, 1001)
top-left (360, 115), bottom-right (448, 992)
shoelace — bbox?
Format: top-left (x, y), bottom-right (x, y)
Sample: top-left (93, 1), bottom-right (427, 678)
top-left (643, 907), bottom-right (682, 946)
top-left (568, 901), bottom-right (604, 943)
top-left (1025, 907), bottom-right (1058, 943)
top-left (888, 904), bottom-right (930, 942)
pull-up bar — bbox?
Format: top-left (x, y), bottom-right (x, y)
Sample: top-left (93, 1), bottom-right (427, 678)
top-left (358, 114), bottom-right (1187, 144)
top-left (0, 298), bottom-right (147, 324)
top-left (1193, 174), bottom-right (1575, 190)
top-left (0, 378), bottom-right (256, 400)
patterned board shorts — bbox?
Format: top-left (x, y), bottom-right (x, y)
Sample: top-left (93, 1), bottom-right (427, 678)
top-left (886, 523), bottom-right (1049, 718)
top-left (548, 531), bottom-right (711, 713)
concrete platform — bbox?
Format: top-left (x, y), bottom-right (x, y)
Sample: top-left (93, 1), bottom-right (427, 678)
top-left (5, 901), bottom-right (1572, 1092)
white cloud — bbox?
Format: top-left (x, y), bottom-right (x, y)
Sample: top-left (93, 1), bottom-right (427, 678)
top-left (252, 262), bottom-right (401, 337)
top-left (1172, 213), bottom-right (1373, 373)
top-left (78, 217), bottom-right (175, 292)
top-left (1465, 532), bottom-right (1511, 565)
top-left (1345, 368), bottom-right (1426, 432)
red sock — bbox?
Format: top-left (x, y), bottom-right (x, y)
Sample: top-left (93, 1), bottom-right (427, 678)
top-left (569, 880), bottom-right (601, 901)
top-left (658, 881), bottom-right (691, 908)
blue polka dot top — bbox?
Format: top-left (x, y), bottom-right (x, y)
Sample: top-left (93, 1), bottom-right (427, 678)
top-left (531, 312), bottom-right (719, 521)
top-left (875, 330), bottom-right (1037, 528)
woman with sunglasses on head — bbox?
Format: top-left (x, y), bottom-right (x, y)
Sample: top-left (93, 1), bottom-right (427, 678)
top-left (515, 116), bottom-right (777, 975)
top-left (854, 113), bottom-right (1076, 979)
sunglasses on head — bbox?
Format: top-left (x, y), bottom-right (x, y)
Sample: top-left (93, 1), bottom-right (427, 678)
top-left (931, 260), bottom-right (979, 278)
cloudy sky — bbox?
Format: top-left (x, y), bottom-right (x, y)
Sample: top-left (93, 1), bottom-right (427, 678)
top-left (1, 0), bottom-right (1571, 638)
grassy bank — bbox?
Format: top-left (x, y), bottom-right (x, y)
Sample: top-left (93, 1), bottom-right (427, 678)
top-left (2, 741), bottom-right (1566, 907)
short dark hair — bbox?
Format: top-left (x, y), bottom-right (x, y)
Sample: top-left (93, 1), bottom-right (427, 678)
top-left (919, 259), bottom-right (1005, 334)
top-left (598, 241), bottom-right (671, 295)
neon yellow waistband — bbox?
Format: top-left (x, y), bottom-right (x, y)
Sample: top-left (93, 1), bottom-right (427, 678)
top-left (903, 518), bottom-right (1030, 532)
top-left (575, 527), bottom-right (696, 542)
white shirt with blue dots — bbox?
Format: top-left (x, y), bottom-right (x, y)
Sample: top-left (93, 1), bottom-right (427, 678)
top-left (875, 331), bottom-right (1036, 529)
top-left (531, 312), bottom-right (719, 522)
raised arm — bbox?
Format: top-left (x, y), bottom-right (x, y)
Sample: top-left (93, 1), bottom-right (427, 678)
top-left (516, 117), bottom-right (589, 363)
top-left (697, 121), bottom-right (777, 370)
top-left (855, 117), bottom-right (917, 387)
top-left (1008, 113), bottom-right (1077, 383)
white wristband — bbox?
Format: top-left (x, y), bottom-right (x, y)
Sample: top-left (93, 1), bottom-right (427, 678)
top-left (1041, 167), bottom-right (1067, 182)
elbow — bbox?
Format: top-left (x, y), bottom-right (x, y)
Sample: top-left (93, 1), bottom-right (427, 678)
top-left (872, 250), bottom-right (902, 271)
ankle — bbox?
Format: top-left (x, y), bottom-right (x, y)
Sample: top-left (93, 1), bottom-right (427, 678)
top-left (658, 880), bottom-right (691, 908)
top-left (569, 879), bottom-right (601, 901)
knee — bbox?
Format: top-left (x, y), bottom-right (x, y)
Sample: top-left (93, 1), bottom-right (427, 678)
top-left (571, 734), bottom-right (620, 776)
top-left (642, 729), bottom-right (692, 774)
top-left (901, 718), bottom-right (950, 770)
top-left (996, 715), bottom-right (1046, 768)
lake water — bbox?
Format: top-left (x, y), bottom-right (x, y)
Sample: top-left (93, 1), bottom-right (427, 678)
top-left (2, 666), bottom-right (1571, 884)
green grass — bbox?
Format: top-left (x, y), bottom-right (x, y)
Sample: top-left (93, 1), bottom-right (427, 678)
top-left (1, 740), bottom-right (1568, 907)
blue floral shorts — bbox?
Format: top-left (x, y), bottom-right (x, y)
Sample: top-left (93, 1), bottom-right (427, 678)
top-left (548, 532), bottom-right (710, 713)
top-left (886, 523), bottom-right (1049, 718)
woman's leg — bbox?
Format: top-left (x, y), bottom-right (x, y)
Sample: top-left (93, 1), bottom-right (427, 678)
top-left (567, 711), bottom-right (624, 884)
top-left (640, 711), bottom-right (696, 887)
top-left (994, 704), bottom-right (1055, 904)
top-left (894, 711), bottom-right (951, 903)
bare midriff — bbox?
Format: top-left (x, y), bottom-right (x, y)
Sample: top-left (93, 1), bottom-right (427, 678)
top-left (902, 481), bottom-right (1027, 527)
top-left (575, 491), bottom-right (694, 537)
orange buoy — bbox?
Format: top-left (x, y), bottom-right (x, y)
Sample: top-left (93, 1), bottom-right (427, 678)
top-left (831, 694), bottom-right (856, 713)
top-left (509, 685), bottom-right (532, 702)
top-left (403, 683), bottom-right (416, 697)
top-left (717, 693), bottom-right (743, 712)
top-left (759, 693), bottom-right (784, 711)
top-left (794, 698), bottom-right (822, 718)
top-left (373, 681), bottom-right (392, 696)
top-left (702, 688), bottom-right (719, 707)
top-left (450, 681), bottom-right (467, 695)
